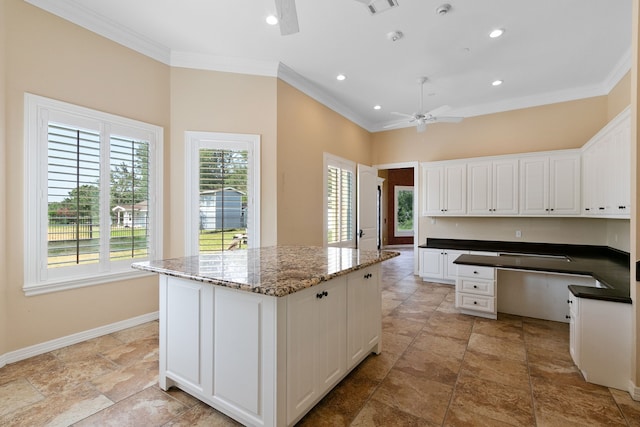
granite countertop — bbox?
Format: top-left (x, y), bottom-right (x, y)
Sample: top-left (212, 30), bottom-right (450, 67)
top-left (131, 246), bottom-right (400, 297)
top-left (421, 238), bottom-right (631, 304)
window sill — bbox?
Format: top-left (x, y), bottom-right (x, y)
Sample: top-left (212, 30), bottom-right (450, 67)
top-left (23, 269), bottom-right (156, 296)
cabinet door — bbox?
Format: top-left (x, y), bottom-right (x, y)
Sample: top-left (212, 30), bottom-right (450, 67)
top-left (423, 166), bottom-right (443, 215)
top-left (163, 277), bottom-right (209, 392)
top-left (287, 278), bottom-right (347, 424)
top-left (493, 159), bottom-right (518, 214)
top-left (467, 161), bottom-right (492, 215)
top-left (581, 147), bottom-right (596, 215)
top-left (287, 284), bottom-right (321, 422)
top-left (347, 266), bottom-right (381, 370)
top-left (611, 121), bottom-right (630, 215)
top-left (519, 157), bottom-right (549, 215)
top-left (550, 155), bottom-right (580, 215)
top-left (420, 249), bottom-right (444, 279)
top-left (568, 292), bottom-right (580, 367)
top-left (316, 278), bottom-right (347, 391)
top-left (444, 250), bottom-right (468, 281)
top-left (444, 164), bottom-right (467, 215)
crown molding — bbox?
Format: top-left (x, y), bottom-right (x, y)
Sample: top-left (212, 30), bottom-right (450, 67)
top-left (277, 63), bottom-right (374, 131)
top-left (25, 0), bottom-right (171, 64)
top-left (374, 73), bottom-right (626, 132)
top-left (24, 0), bottom-right (633, 134)
top-left (171, 51), bottom-right (279, 77)
top-left (603, 47), bottom-right (632, 94)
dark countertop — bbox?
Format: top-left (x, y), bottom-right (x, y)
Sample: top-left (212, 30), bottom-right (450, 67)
top-left (420, 238), bottom-right (631, 304)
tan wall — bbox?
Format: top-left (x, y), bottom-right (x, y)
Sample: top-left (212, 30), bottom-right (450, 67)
top-left (276, 80), bottom-right (372, 246)
top-left (372, 96), bottom-right (608, 165)
top-left (609, 71), bottom-right (632, 121)
top-left (3, 0), bottom-right (170, 352)
top-left (0, 0), bottom-right (8, 357)
top-left (169, 68), bottom-right (278, 256)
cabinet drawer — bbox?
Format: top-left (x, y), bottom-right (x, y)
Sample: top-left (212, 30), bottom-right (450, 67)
top-left (457, 279), bottom-right (495, 296)
top-left (456, 293), bottom-right (495, 313)
top-left (457, 264), bottom-right (495, 280)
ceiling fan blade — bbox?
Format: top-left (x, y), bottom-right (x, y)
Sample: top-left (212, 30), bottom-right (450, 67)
top-left (383, 121), bottom-right (409, 129)
top-left (275, 0), bottom-right (299, 35)
top-left (425, 105), bottom-right (452, 117)
top-left (390, 111), bottom-right (415, 118)
top-left (431, 116), bottom-right (464, 123)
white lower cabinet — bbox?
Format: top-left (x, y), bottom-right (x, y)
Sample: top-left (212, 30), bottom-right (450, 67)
top-left (287, 278), bottom-right (347, 424)
top-left (419, 248), bottom-right (468, 284)
top-left (568, 292), bottom-right (631, 390)
top-left (455, 264), bottom-right (497, 319)
top-left (346, 266), bottom-right (381, 370)
top-left (159, 265), bottom-right (382, 427)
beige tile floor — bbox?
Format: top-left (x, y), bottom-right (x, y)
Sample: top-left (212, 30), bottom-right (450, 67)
top-left (1, 248), bottom-right (639, 426)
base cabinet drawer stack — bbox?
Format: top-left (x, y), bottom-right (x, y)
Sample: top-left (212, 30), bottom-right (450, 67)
top-left (455, 264), bottom-right (497, 319)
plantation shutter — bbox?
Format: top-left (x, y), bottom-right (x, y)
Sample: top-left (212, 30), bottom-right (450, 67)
top-left (326, 157), bottom-right (355, 246)
top-left (109, 136), bottom-right (150, 261)
top-left (199, 148), bottom-right (249, 253)
top-left (47, 123), bottom-right (101, 268)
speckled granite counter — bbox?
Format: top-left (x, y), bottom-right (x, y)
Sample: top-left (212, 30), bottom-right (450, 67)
top-left (131, 245), bottom-right (400, 297)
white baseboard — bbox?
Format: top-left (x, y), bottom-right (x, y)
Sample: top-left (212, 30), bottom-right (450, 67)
top-left (629, 380), bottom-right (640, 401)
top-left (0, 311), bottom-right (159, 368)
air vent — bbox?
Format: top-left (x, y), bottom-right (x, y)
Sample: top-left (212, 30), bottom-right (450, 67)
top-left (363, 0), bottom-right (399, 15)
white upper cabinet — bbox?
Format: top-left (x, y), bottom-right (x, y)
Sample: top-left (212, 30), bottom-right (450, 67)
top-left (582, 107), bottom-right (630, 218)
top-left (467, 159), bottom-right (518, 215)
top-left (550, 154), bottom-right (581, 215)
top-left (519, 153), bottom-right (580, 216)
top-left (420, 109), bottom-right (627, 219)
top-left (422, 163), bottom-right (466, 216)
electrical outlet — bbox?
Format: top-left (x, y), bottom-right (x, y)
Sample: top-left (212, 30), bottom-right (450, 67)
top-left (515, 230), bottom-right (522, 238)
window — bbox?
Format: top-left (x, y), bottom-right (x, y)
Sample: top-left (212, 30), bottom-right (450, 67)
top-left (394, 185), bottom-right (414, 237)
top-left (324, 153), bottom-right (355, 247)
top-left (24, 94), bottom-right (163, 295)
top-left (185, 132), bottom-right (260, 255)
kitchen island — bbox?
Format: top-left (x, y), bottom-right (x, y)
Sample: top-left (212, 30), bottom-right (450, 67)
top-left (132, 246), bottom-right (399, 427)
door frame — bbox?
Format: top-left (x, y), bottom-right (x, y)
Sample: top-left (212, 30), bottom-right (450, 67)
top-left (374, 161), bottom-right (420, 275)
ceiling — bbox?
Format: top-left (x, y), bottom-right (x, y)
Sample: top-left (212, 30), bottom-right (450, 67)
top-left (27, 0), bottom-right (632, 132)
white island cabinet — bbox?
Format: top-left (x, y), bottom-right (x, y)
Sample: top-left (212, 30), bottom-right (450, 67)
top-left (134, 246), bottom-right (397, 427)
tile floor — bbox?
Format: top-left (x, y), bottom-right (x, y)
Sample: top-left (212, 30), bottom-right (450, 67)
top-left (1, 248), bottom-right (639, 426)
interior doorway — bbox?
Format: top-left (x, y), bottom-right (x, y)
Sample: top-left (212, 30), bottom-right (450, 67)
top-left (378, 167), bottom-right (415, 246)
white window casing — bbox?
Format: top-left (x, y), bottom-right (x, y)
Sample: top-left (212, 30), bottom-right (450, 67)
top-left (324, 153), bottom-right (355, 247)
top-left (24, 93), bottom-right (163, 296)
top-left (184, 131), bottom-right (260, 256)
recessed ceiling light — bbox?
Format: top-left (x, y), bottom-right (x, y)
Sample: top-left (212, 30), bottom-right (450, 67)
top-left (492, 80), bottom-right (503, 86)
top-left (266, 15), bottom-right (278, 26)
top-left (374, 105), bottom-right (382, 110)
top-left (336, 74), bottom-right (347, 81)
top-left (489, 28), bottom-right (504, 38)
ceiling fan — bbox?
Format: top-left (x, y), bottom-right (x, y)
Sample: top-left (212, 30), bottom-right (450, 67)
top-left (384, 78), bottom-right (464, 133)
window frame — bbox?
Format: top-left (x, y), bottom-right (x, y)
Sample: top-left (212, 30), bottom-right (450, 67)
top-left (323, 153), bottom-right (356, 248)
top-left (394, 185), bottom-right (414, 237)
top-left (184, 131), bottom-right (261, 256)
top-left (24, 93), bottom-right (163, 296)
